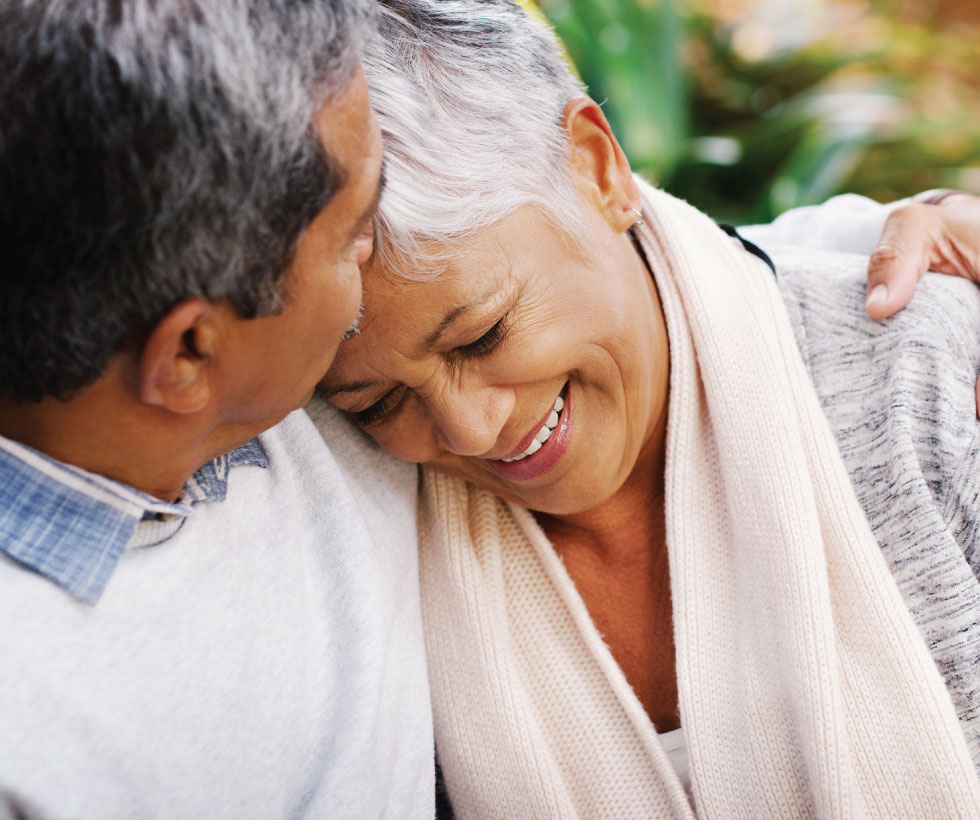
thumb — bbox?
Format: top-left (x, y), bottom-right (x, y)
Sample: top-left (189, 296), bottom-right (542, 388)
top-left (865, 205), bottom-right (932, 319)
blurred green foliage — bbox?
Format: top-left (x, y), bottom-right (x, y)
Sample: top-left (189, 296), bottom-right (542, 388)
top-left (537, 0), bottom-right (980, 223)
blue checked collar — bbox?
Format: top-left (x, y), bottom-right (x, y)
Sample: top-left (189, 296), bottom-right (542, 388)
top-left (0, 436), bottom-right (267, 604)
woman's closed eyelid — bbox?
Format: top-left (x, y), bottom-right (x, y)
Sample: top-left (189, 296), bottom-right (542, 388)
top-left (349, 386), bottom-right (404, 427)
top-left (454, 315), bottom-right (509, 359)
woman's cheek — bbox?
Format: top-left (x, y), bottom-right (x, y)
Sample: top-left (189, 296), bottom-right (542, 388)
top-left (373, 411), bottom-right (434, 464)
top-left (486, 328), bottom-right (578, 385)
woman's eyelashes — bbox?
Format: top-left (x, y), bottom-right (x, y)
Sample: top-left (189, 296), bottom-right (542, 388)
top-left (351, 386), bottom-right (404, 428)
top-left (454, 316), bottom-right (509, 360)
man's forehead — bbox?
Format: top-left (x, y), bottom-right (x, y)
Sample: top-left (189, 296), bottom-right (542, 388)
top-left (305, 66), bottom-right (383, 241)
top-left (313, 65), bottom-right (374, 154)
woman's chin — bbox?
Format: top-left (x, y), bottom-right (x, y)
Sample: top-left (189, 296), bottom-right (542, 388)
top-left (442, 466), bottom-right (622, 518)
top-left (425, 387), bottom-right (634, 516)
top-left (524, 483), bottom-right (621, 517)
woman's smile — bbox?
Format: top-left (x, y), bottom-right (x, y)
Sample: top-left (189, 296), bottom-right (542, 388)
top-left (489, 384), bottom-right (570, 480)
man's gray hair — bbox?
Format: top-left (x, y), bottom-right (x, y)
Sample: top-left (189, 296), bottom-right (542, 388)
top-left (0, 0), bottom-right (374, 402)
top-left (365, 0), bottom-right (587, 277)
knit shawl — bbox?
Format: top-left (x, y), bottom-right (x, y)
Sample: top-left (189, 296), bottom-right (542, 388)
top-left (418, 182), bottom-right (980, 818)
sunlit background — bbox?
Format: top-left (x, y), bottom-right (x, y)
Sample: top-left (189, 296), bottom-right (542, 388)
top-left (533, 0), bottom-right (980, 222)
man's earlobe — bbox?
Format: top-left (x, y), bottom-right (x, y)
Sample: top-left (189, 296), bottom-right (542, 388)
top-left (562, 96), bottom-right (641, 232)
top-left (139, 298), bottom-right (215, 414)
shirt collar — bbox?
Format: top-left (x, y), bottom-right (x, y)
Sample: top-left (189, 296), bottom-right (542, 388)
top-left (0, 437), bottom-right (267, 604)
top-left (181, 439), bottom-right (268, 504)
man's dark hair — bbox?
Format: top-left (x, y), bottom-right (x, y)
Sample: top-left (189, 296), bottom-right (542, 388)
top-left (0, 0), bottom-right (374, 401)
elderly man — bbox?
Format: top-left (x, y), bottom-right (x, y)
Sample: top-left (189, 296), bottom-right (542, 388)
top-left (0, 2), bottom-right (430, 818)
top-left (1, 1), bottom-right (978, 818)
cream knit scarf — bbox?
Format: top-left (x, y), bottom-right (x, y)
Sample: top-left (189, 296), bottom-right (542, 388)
top-left (419, 182), bottom-right (980, 819)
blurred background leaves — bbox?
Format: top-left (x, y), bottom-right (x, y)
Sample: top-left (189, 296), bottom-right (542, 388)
top-left (533, 0), bottom-right (980, 223)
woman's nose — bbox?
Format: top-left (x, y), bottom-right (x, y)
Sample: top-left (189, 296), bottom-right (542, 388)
top-left (429, 384), bottom-right (512, 458)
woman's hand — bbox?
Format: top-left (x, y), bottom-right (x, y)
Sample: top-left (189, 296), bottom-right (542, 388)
top-left (865, 190), bottom-right (980, 414)
top-left (866, 191), bottom-right (980, 316)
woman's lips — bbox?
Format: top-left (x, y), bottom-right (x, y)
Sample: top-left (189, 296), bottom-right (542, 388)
top-left (488, 385), bottom-right (572, 481)
top-left (498, 392), bottom-right (562, 461)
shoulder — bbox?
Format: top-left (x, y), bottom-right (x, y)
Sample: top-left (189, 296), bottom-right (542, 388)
top-left (772, 246), bottom-right (980, 541)
top-left (773, 248), bottom-right (980, 511)
top-left (0, 555), bottom-right (127, 816)
top-left (304, 396), bottom-right (417, 492)
top-left (302, 396), bottom-right (419, 540)
top-left (739, 194), bottom-right (904, 255)
top-left (772, 246), bottom-right (980, 377)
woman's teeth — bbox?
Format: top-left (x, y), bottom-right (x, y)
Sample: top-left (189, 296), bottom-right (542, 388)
top-left (502, 394), bottom-right (565, 462)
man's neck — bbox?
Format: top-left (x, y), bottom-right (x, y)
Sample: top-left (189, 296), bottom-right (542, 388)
top-left (0, 382), bottom-right (217, 503)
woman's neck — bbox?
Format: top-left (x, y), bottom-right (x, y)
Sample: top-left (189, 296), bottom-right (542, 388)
top-left (535, 404), bottom-right (668, 567)
top-left (534, 412), bottom-right (679, 729)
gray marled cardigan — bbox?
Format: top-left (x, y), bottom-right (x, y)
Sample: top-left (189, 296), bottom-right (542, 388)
top-left (775, 246), bottom-right (980, 772)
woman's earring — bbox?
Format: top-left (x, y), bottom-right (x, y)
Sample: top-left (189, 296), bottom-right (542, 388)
top-left (630, 207), bottom-right (644, 227)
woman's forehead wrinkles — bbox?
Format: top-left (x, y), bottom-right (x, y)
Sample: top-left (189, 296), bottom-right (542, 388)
top-left (412, 282), bottom-right (501, 350)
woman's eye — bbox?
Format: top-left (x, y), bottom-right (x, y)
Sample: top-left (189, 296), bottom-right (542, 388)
top-left (350, 387), bottom-right (402, 428)
top-left (457, 317), bottom-right (507, 359)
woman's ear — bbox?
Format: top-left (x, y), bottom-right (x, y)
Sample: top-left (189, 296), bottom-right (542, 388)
top-left (138, 298), bottom-right (217, 414)
top-left (562, 96), bottom-right (641, 232)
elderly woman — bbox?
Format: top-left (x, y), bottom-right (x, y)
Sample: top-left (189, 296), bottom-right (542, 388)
top-left (323, 1), bottom-right (980, 816)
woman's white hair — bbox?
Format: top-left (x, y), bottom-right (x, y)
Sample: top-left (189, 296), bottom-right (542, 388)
top-left (364, 0), bottom-right (588, 277)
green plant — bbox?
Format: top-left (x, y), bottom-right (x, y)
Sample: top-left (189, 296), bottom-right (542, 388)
top-left (537, 0), bottom-right (980, 223)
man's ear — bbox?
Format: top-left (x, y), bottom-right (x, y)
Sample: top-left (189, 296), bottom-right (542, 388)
top-left (562, 96), bottom-right (641, 232)
top-left (138, 298), bottom-right (218, 414)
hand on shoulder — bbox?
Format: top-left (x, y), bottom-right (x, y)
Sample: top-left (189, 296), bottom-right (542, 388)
top-left (864, 190), bottom-right (980, 415)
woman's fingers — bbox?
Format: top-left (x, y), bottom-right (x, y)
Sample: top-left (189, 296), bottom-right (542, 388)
top-left (865, 209), bottom-right (931, 318)
top-left (865, 193), bottom-right (980, 319)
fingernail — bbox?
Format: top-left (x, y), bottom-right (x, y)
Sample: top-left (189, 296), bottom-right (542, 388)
top-left (866, 284), bottom-right (888, 309)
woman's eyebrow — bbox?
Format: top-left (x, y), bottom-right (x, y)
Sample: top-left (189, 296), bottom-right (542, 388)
top-left (423, 305), bottom-right (471, 351)
top-left (423, 286), bottom-right (500, 351)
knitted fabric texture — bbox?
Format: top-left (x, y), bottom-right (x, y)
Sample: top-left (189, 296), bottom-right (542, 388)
top-left (418, 182), bottom-right (980, 819)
